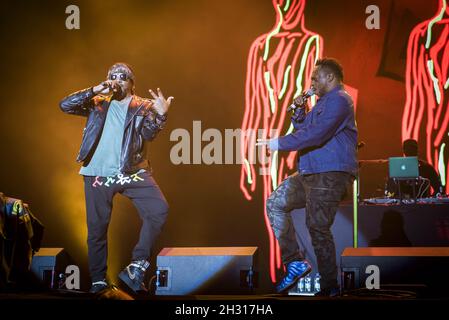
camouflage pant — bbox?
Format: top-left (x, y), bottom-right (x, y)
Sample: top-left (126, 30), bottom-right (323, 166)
top-left (266, 171), bottom-right (354, 289)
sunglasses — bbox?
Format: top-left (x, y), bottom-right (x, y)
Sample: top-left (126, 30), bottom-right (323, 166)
top-left (109, 73), bottom-right (128, 81)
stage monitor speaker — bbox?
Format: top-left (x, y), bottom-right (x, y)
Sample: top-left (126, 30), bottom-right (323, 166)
top-left (30, 247), bottom-right (70, 289)
top-left (155, 247), bottom-right (258, 295)
top-left (341, 247), bottom-right (449, 293)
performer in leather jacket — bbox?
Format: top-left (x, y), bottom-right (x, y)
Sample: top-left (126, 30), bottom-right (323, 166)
top-left (60, 62), bottom-right (173, 294)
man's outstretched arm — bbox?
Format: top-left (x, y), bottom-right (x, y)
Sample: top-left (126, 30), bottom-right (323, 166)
top-left (59, 82), bottom-right (113, 116)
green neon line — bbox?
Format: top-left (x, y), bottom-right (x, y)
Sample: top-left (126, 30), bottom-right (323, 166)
top-left (283, 0), bottom-right (290, 11)
top-left (264, 5), bottom-right (283, 61)
top-left (353, 179), bottom-right (358, 248)
top-left (294, 35), bottom-right (320, 98)
top-left (427, 60), bottom-right (442, 104)
top-left (444, 77), bottom-right (449, 90)
top-left (426, 0), bottom-right (446, 48)
top-left (278, 65), bottom-right (292, 100)
top-left (439, 143), bottom-right (446, 186)
top-left (243, 158), bottom-right (253, 185)
top-left (264, 71), bottom-right (276, 113)
top-left (271, 151), bottom-right (279, 190)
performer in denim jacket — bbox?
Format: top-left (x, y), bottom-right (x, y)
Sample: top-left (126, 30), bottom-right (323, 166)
top-left (257, 58), bottom-right (357, 296)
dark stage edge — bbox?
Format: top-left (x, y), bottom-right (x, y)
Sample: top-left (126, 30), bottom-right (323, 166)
top-left (1, 284), bottom-right (449, 299)
top-left (0, 287), bottom-right (447, 318)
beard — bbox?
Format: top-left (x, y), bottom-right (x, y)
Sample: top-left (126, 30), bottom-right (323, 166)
top-left (111, 85), bottom-right (126, 100)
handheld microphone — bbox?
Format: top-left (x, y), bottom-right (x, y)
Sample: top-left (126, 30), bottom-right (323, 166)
top-left (287, 88), bottom-right (315, 112)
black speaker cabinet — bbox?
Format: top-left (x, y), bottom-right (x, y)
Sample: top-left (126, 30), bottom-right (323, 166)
top-left (341, 247), bottom-right (449, 293)
top-left (30, 248), bottom-right (70, 289)
top-left (155, 247), bottom-right (258, 295)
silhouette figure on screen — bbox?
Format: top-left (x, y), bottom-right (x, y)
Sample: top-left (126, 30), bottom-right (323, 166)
top-left (240, 0), bottom-right (323, 283)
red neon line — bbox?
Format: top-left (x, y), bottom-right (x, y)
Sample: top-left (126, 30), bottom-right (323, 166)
top-left (241, 0), bottom-right (330, 283)
top-left (403, 0), bottom-right (449, 183)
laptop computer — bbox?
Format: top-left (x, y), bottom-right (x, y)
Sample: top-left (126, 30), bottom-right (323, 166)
top-left (388, 156), bottom-right (419, 179)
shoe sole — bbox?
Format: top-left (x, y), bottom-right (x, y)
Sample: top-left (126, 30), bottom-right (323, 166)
top-left (277, 266), bottom-right (312, 294)
top-left (118, 270), bottom-right (147, 293)
top-left (89, 286), bottom-right (108, 294)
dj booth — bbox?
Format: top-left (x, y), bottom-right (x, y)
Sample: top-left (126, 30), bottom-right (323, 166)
top-left (291, 199), bottom-right (449, 285)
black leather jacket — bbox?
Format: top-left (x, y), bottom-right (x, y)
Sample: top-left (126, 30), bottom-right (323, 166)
top-left (59, 88), bottom-right (167, 174)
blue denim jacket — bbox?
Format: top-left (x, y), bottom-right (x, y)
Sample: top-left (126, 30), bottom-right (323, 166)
top-left (278, 85), bottom-right (358, 176)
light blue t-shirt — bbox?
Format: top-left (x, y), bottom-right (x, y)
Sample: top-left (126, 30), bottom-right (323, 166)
top-left (79, 96), bottom-right (132, 177)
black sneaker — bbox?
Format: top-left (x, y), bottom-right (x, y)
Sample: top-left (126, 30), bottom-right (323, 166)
top-left (118, 260), bottom-right (150, 293)
top-left (89, 280), bottom-right (108, 294)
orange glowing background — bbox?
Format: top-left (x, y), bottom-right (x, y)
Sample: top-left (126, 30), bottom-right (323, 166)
top-left (0, 0), bottom-right (444, 291)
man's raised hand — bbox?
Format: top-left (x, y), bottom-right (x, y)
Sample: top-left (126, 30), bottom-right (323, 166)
top-left (149, 88), bottom-right (174, 115)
